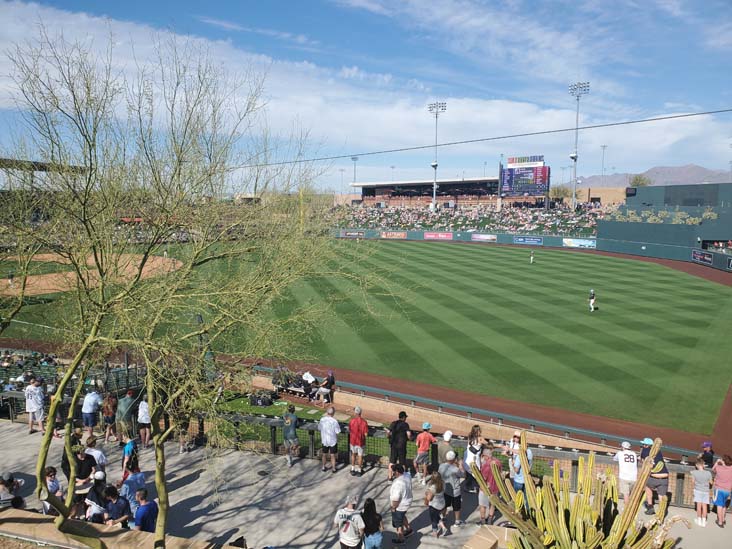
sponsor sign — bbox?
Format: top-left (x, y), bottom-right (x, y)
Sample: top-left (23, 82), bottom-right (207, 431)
top-left (727, 257), bottom-right (732, 271)
top-left (424, 232), bottom-right (453, 240)
top-left (380, 231), bottom-right (407, 240)
top-left (691, 249), bottom-right (714, 266)
top-left (513, 236), bottom-right (543, 245)
top-left (562, 238), bottom-right (597, 249)
top-left (343, 230), bottom-right (364, 238)
top-left (471, 233), bottom-right (497, 242)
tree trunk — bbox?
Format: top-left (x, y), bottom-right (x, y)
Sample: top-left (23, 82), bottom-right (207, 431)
top-left (153, 430), bottom-right (169, 548)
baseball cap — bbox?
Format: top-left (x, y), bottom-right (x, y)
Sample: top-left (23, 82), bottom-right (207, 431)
top-left (513, 430), bottom-right (521, 437)
top-left (344, 493), bottom-right (358, 505)
top-left (422, 422), bottom-right (432, 430)
top-left (641, 437), bottom-right (653, 445)
top-left (354, 406), bottom-right (362, 415)
top-left (443, 430), bottom-right (453, 442)
top-left (446, 450), bottom-right (456, 461)
top-left (93, 471), bottom-right (106, 481)
top-left (702, 441), bottom-right (712, 448)
top-left (398, 411), bottom-right (408, 419)
top-left (1, 472), bottom-right (12, 482)
top-left (621, 441), bottom-right (631, 450)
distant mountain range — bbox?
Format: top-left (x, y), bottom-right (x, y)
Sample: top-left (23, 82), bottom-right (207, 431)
top-left (578, 164), bottom-right (731, 188)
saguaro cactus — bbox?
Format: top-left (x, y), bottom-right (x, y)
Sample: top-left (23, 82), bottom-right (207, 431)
top-left (471, 434), bottom-right (687, 549)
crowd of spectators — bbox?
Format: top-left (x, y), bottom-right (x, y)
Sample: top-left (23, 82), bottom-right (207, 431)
top-left (333, 203), bottom-right (609, 237)
top-left (708, 240), bottom-right (732, 254)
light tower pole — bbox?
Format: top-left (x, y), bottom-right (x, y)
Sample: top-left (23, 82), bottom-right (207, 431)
top-left (390, 165), bottom-right (396, 181)
top-left (428, 101), bottom-right (447, 210)
top-left (568, 81), bottom-right (590, 209)
top-left (351, 156), bottom-right (358, 183)
top-left (339, 168), bottom-right (345, 192)
top-left (601, 144), bottom-right (607, 188)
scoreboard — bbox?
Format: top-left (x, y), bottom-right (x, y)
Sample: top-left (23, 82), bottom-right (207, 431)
top-left (501, 165), bottom-right (550, 196)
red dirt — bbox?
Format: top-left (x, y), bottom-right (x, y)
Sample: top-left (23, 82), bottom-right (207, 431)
top-left (1, 246), bottom-right (730, 456)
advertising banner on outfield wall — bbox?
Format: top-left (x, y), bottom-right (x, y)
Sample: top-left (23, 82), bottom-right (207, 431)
top-left (562, 238), bottom-right (597, 249)
top-left (343, 230), bottom-right (365, 238)
top-left (380, 231), bottom-right (407, 240)
top-left (471, 233), bottom-right (498, 242)
top-left (691, 249), bottom-right (714, 265)
top-left (513, 236), bottom-right (543, 245)
top-left (424, 232), bottom-right (454, 240)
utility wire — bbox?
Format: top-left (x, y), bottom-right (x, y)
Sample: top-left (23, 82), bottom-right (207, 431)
top-left (239, 108), bottom-right (732, 169)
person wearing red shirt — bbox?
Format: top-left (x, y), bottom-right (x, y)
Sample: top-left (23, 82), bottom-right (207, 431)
top-left (415, 423), bottom-right (437, 484)
top-left (348, 407), bottom-right (369, 477)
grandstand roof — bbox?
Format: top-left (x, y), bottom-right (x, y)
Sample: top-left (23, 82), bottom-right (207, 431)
top-left (351, 176), bottom-right (499, 188)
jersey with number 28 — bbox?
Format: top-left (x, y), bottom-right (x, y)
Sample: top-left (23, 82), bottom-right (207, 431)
top-left (615, 450), bottom-right (638, 482)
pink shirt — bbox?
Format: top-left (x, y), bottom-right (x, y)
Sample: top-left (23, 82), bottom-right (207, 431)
top-left (416, 432), bottom-right (436, 453)
top-left (713, 463), bottom-right (732, 491)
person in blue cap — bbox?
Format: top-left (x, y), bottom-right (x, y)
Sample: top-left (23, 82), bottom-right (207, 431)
top-left (640, 437), bottom-right (669, 515)
top-left (415, 422), bottom-right (436, 484)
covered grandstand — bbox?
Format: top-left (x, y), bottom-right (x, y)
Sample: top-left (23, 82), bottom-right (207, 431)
top-left (352, 176), bottom-right (501, 208)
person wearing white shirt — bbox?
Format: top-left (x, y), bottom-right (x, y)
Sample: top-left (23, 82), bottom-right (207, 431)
top-left (24, 378), bottom-right (45, 435)
top-left (85, 436), bottom-right (108, 472)
top-left (333, 494), bottom-right (365, 548)
top-left (614, 441), bottom-right (638, 506)
top-left (389, 464), bottom-right (413, 545)
top-left (137, 398), bottom-right (151, 449)
top-left (81, 389), bottom-right (104, 438)
top-left (318, 406), bottom-right (341, 473)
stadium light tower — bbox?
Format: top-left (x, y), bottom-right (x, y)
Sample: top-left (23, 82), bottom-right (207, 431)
top-left (428, 101), bottom-right (447, 210)
top-left (339, 168), bottom-right (345, 191)
top-left (568, 81), bottom-right (590, 209)
top-left (601, 144), bottom-right (607, 187)
top-left (351, 156), bottom-right (358, 183)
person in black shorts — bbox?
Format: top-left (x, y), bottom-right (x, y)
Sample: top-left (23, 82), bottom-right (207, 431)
top-left (386, 411), bottom-right (412, 481)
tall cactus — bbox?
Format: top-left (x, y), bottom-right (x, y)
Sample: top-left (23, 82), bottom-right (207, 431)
top-left (471, 434), bottom-right (687, 549)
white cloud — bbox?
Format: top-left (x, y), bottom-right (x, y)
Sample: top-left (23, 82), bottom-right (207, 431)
top-left (0, 0), bottom-right (730, 191)
top-left (334, 0), bottom-right (392, 16)
top-left (704, 21), bottom-right (732, 50)
top-left (197, 16), bottom-right (319, 48)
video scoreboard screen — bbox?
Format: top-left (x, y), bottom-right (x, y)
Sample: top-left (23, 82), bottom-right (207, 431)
top-left (501, 166), bottom-right (550, 196)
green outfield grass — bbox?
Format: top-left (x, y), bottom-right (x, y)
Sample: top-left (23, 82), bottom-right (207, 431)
top-left (279, 240), bottom-right (732, 434)
top-left (3, 240), bottom-right (731, 434)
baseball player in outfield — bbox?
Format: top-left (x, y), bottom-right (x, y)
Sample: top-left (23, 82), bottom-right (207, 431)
top-left (589, 289), bottom-right (596, 312)
top-left (530, 250), bottom-right (535, 264)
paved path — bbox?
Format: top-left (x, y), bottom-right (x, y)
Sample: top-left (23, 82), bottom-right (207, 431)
top-left (0, 422), bottom-right (729, 548)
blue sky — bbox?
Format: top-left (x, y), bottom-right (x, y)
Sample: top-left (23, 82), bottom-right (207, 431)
top-left (1, 0), bottom-right (731, 192)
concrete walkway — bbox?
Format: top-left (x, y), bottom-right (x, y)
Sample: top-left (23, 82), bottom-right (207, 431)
top-left (0, 422), bottom-right (729, 548)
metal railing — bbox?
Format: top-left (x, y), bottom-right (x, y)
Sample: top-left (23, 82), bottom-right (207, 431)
top-left (252, 365), bottom-right (698, 459)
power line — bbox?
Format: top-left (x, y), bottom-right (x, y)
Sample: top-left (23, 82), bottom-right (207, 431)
top-left (239, 107), bottom-right (732, 169)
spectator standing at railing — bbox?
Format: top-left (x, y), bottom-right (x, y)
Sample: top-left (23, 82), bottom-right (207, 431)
top-left (102, 392), bottom-right (118, 443)
top-left (463, 424), bottom-right (486, 494)
top-left (318, 406), bottom-right (341, 474)
top-left (386, 411), bottom-right (412, 482)
top-left (691, 458), bottom-right (712, 527)
top-left (699, 441), bottom-right (715, 469)
top-left (712, 455), bottom-right (732, 528)
top-left (116, 390), bottom-right (135, 445)
top-left (282, 404), bottom-right (300, 467)
top-left (640, 437), bottom-right (669, 516)
top-left (613, 441), bottom-right (638, 507)
top-left (477, 446), bottom-right (502, 525)
top-left (437, 431), bottom-right (454, 465)
top-left (81, 387), bottom-right (104, 439)
top-left (415, 423), bottom-right (436, 484)
top-left (348, 406), bottom-right (368, 477)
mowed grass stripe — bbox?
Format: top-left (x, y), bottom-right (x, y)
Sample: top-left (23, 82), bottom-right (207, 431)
top-left (335, 247), bottom-right (596, 406)
top-left (363, 246), bottom-right (674, 396)
top-left (304, 273), bottom-right (455, 385)
top-left (371, 244), bottom-right (700, 375)
top-left (352, 245), bottom-right (728, 425)
top-left (400, 242), bottom-right (715, 325)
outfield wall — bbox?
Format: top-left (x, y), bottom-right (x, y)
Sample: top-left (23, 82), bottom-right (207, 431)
top-left (336, 228), bottom-right (597, 250)
top-left (336, 227), bottom-right (732, 274)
